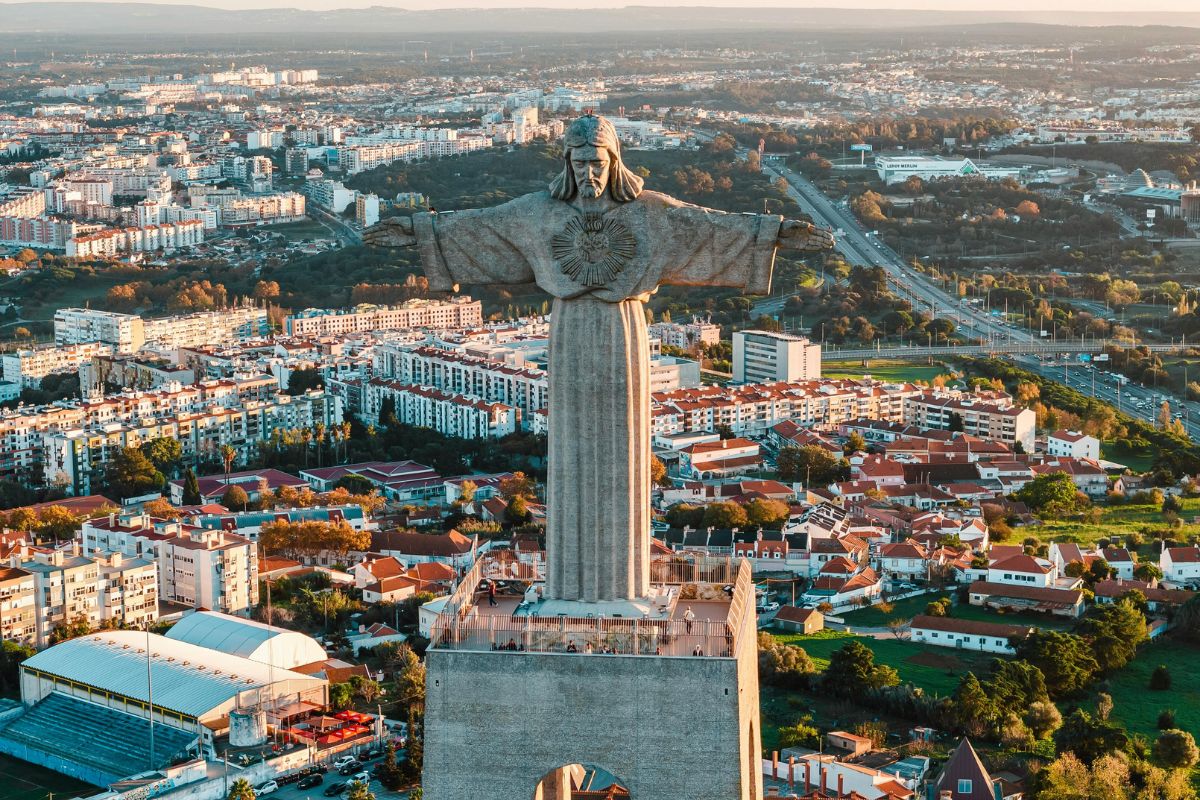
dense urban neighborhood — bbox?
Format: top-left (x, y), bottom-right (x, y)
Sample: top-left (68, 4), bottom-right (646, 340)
top-left (0, 6), bottom-right (1199, 800)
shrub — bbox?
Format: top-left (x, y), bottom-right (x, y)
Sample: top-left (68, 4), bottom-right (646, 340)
top-left (1150, 665), bottom-right (1172, 691)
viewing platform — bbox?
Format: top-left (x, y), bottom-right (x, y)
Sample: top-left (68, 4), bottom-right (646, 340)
top-left (429, 553), bottom-right (756, 659)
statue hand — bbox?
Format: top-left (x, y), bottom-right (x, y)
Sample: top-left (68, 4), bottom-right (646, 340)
top-left (363, 217), bottom-right (417, 247)
top-left (778, 219), bottom-right (835, 252)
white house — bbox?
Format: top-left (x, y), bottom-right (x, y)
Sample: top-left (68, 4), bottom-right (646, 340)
top-left (908, 614), bottom-right (1033, 655)
top-left (987, 554), bottom-right (1054, 587)
top-left (876, 541), bottom-right (931, 582)
top-left (1046, 430), bottom-right (1100, 461)
top-left (1161, 546), bottom-right (1200, 587)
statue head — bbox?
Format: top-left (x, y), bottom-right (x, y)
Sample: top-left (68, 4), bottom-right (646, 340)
top-left (550, 114), bottom-right (644, 203)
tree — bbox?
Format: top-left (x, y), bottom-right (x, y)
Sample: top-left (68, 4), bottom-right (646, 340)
top-left (334, 473), bottom-right (376, 495)
top-left (822, 640), bottom-right (899, 698)
top-left (1025, 699), bottom-right (1063, 740)
top-left (1080, 599), bottom-right (1146, 673)
top-left (286, 367), bottom-right (324, 395)
top-left (758, 633), bottom-right (814, 689)
top-left (776, 445), bottom-right (846, 486)
top-left (329, 682), bottom-right (353, 710)
top-left (703, 501), bottom-right (749, 529)
top-left (845, 431), bottom-right (867, 454)
top-left (1158, 709), bottom-right (1177, 730)
top-left (228, 778), bottom-right (256, 800)
top-left (778, 719), bottom-right (820, 750)
top-left (504, 494), bottom-right (531, 526)
top-left (1054, 708), bottom-right (1129, 764)
top-left (498, 471), bottom-right (536, 500)
top-left (0, 639), bottom-right (35, 695)
top-left (1134, 562), bottom-right (1164, 583)
top-left (259, 519), bottom-right (371, 561)
top-left (376, 741), bottom-right (406, 791)
top-left (182, 468), bottom-right (202, 505)
top-left (925, 597), bottom-right (951, 617)
top-left (1150, 665), bottom-right (1172, 691)
top-left (221, 485), bottom-right (250, 511)
top-left (219, 444), bottom-right (237, 483)
top-left (951, 673), bottom-right (996, 737)
top-left (745, 498), bottom-right (790, 528)
top-left (105, 447), bottom-right (165, 498)
top-left (1017, 631), bottom-right (1098, 698)
top-left (650, 455), bottom-right (670, 487)
top-left (344, 780), bottom-right (375, 800)
top-left (140, 437), bottom-right (183, 476)
top-left (141, 497), bottom-right (182, 520)
top-left (1015, 199), bottom-right (1041, 217)
top-left (34, 505), bottom-right (85, 540)
top-left (1154, 730), bottom-right (1199, 770)
top-left (1016, 472), bottom-right (1086, 519)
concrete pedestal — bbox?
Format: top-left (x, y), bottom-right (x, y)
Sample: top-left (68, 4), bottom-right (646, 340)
top-left (422, 632), bottom-right (762, 800)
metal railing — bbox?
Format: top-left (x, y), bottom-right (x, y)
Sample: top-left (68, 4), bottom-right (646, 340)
top-left (430, 612), bottom-right (735, 658)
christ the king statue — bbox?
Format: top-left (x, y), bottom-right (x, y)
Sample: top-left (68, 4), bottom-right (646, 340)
top-left (365, 114), bottom-right (834, 605)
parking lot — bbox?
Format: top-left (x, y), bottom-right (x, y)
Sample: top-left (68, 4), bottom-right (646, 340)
top-left (258, 746), bottom-right (411, 800)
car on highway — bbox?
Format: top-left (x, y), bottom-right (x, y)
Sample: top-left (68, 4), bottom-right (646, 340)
top-left (297, 775), bottom-right (324, 790)
top-left (254, 781), bottom-right (279, 796)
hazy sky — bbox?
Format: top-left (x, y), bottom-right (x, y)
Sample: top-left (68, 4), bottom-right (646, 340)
top-left (9, 0), bottom-right (1200, 10)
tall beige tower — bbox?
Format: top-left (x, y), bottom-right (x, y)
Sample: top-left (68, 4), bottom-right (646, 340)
top-left (367, 114), bottom-right (833, 800)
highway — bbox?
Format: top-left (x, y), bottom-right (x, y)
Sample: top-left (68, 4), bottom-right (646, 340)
top-left (759, 157), bottom-right (1200, 443)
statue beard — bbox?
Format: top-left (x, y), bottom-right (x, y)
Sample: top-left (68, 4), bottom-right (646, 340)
top-left (578, 181), bottom-right (603, 199)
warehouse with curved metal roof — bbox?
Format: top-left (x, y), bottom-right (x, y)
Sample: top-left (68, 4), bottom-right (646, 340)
top-left (165, 610), bottom-right (327, 670)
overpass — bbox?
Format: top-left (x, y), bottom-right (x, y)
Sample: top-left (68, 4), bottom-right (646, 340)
top-left (821, 340), bottom-right (1182, 361)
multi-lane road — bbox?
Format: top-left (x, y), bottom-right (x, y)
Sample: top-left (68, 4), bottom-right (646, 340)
top-left (759, 156), bottom-right (1200, 442)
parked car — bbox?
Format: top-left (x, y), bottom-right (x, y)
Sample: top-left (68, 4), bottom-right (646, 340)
top-left (254, 781), bottom-right (278, 796)
top-left (350, 772), bottom-right (371, 784)
top-left (338, 762), bottom-right (364, 776)
top-left (359, 746), bottom-right (384, 760)
top-left (333, 756), bottom-right (357, 769)
top-left (298, 775), bottom-right (324, 789)
top-left (323, 783), bottom-right (346, 797)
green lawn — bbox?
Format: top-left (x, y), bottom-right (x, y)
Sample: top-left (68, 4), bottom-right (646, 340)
top-left (0, 754), bottom-right (96, 800)
top-left (821, 359), bottom-right (949, 384)
top-left (1097, 638), bottom-right (1200, 741)
top-left (270, 219), bottom-right (335, 242)
top-left (1034, 498), bottom-right (1200, 550)
top-left (838, 593), bottom-right (951, 627)
top-left (767, 629), bottom-right (997, 697)
top-left (1101, 441), bottom-right (1157, 473)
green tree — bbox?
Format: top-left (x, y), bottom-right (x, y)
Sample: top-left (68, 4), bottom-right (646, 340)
top-left (344, 780), bottom-right (375, 800)
top-left (334, 474), bottom-right (376, 495)
top-left (758, 632), bottom-right (814, 689)
top-left (228, 778), bottom-right (256, 800)
top-left (703, 501), bottom-right (749, 529)
top-left (140, 437), bottom-right (183, 476)
top-left (822, 640), bottom-right (899, 698)
top-left (778, 719), bottom-right (820, 749)
top-left (844, 431), bottom-right (867, 454)
top-left (0, 639), bottom-right (35, 695)
top-left (1154, 730), bottom-right (1200, 770)
top-left (105, 446), bottom-right (166, 498)
top-left (745, 498), bottom-right (790, 528)
top-left (1134, 562), bottom-right (1163, 583)
top-left (1025, 700), bottom-right (1063, 740)
top-left (776, 445), bottom-right (847, 486)
top-left (1150, 665), bottom-right (1172, 691)
top-left (221, 485), bottom-right (250, 511)
top-left (182, 467), bottom-right (202, 505)
top-left (286, 367), bottom-right (325, 395)
top-left (1017, 631), bottom-right (1098, 698)
top-left (1080, 599), bottom-right (1146, 673)
top-left (376, 741), bottom-right (406, 790)
top-left (1054, 708), bottom-right (1129, 764)
top-left (329, 682), bottom-right (353, 710)
top-left (951, 672), bottom-right (997, 737)
top-left (504, 494), bottom-right (532, 526)
top-left (1016, 472), bottom-right (1086, 519)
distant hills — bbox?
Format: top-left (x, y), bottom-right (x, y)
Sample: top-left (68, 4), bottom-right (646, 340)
top-left (1, 3), bottom-right (1199, 35)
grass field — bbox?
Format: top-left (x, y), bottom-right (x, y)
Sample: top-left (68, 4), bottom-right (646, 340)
top-left (767, 629), bottom-right (997, 698)
top-left (838, 593), bottom-right (950, 627)
top-left (1097, 638), bottom-right (1200, 741)
top-left (821, 359), bottom-right (950, 384)
top-left (270, 219), bottom-right (335, 242)
top-left (1035, 498), bottom-right (1200, 552)
top-left (1101, 441), bottom-right (1157, 473)
top-left (0, 754), bottom-right (96, 800)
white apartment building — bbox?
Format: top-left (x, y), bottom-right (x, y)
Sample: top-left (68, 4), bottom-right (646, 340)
top-left (375, 345), bottom-right (546, 425)
top-left (648, 318), bottom-right (721, 351)
top-left (20, 546), bottom-right (99, 648)
top-left (287, 297), bottom-right (483, 337)
top-left (732, 330), bottom-right (821, 384)
top-left (356, 193), bottom-right (380, 228)
top-left (2, 342), bottom-right (112, 388)
top-left (45, 390), bottom-right (342, 495)
top-left (0, 216), bottom-right (78, 250)
top-left (216, 192), bottom-right (306, 226)
top-left (55, 308), bottom-right (146, 353)
top-left (0, 566), bottom-right (36, 646)
top-left (1046, 430), bottom-right (1100, 461)
top-left (83, 513), bottom-right (258, 614)
top-left (66, 219), bottom-right (205, 258)
top-left (303, 178), bottom-right (356, 213)
top-left (364, 379), bottom-right (517, 439)
top-left (94, 551), bottom-right (158, 631)
top-left (904, 392), bottom-right (1036, 453)
top-left (0, 186), bottom-right (48, 218)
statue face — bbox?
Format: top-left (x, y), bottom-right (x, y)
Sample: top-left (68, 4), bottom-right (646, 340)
top-left (569, 145), bottom-right (610, 199)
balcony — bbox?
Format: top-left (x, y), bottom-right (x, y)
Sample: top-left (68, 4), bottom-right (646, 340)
top-left (429, 553), bottom-right (755, 660)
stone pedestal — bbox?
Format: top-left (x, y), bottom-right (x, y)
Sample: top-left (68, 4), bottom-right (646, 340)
top-left (421, 603), bottom-right (762, 800)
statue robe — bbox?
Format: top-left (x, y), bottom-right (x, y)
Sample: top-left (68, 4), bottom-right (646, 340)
top-left (412, 189), bottom-right (782, 602)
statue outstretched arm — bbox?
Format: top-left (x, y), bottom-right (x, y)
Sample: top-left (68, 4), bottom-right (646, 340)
top-left (363, 217), bottom-right (417, 248)
top-left (778, 219), bottom-right (836, 252)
